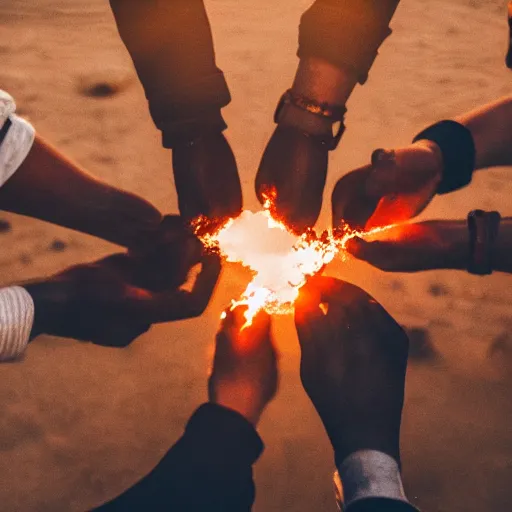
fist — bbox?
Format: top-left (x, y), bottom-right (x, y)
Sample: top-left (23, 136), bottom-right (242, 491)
top-left (209, 307), bottom-right (278, 425)
top-left (332, 141), bottom-right (443, 231)
top-left (295, 277), bottom-right (409, 465)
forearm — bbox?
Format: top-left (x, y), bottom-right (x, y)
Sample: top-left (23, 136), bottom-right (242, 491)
top-left (95, 403), bottom-right (262, 511)
top-left (297, 0), bottom-right (401, 89)
top-left (0, 134), bottom-right (162, 249)
top-left (283, 0), bottom-right (401, 133)
top-left (109, 0), bottom-right (230, 146)
top-left (455, 95), bottom-right (512, 169)
top-left (444, 218), bottom-right (512, 274)
top-left (492, 218), bottom-right (512, 273)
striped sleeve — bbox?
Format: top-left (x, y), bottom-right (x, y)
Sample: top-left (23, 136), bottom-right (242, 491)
top-left (0, 89), bottom-right (35, 188)
top-left (0, 286), bottom-right (34, 361)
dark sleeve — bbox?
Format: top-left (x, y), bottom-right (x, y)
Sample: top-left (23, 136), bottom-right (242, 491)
top-left (346, 498), bottom-right (419, 512)
top-left (109, 0), bottom-right (231, 147)
top-left (94, 403), bottom-right (263, 512)
top-left (298, 0), bottom-right (401, 84)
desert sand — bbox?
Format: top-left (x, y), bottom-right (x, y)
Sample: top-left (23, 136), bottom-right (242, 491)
top-left (0, 1), bottom-right (511, 510)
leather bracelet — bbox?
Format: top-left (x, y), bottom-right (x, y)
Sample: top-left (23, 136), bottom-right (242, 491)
top-left (274, 89), bottom-right (346, 150)
top-left (467, 209), bottom-right (501, 275)
top-left (413, 120), bottom-right (475, 194)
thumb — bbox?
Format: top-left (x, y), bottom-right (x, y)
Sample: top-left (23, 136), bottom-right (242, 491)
top-left (222, 306), bottom-right (271, 352)
top-left (294, 283), bottom-right (326, 349)
top-left (345, 237), bottom-right (385, 267)
top-left (365, 148), bottom-right (405, 198)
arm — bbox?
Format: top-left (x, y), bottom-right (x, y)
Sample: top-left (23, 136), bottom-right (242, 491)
top-left (295, 278), bottom-right (418, 511)
top-left (0, 90), bottom-right (162, 250)
top-left (455, 95), bottom-right (512, 170)
top-left (332, 94), bottom-right (512, 230)
top-left (95, 308), bottom-right (277, 511)
top-left (256, 0), bottom-right (401, 231)
top-left (346, 217), bottom-right (512, 275)
top-left (95, 404), bottom-right (262, 512)
top-left (108, 1), bottom-right (242, 223)
top-left (108, 0), bottom-right (230, 147)
top-left (0, 134), bottom-right (162, 250)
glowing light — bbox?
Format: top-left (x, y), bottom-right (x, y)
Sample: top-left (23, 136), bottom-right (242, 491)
top-left (193, 192), bottom-right (392, 327)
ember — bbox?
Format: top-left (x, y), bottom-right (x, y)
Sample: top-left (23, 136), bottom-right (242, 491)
top-left (193, 194), bottom-right (391, 326)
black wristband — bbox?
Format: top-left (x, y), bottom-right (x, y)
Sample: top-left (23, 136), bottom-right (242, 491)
top-left (413, 120), bottom-right (475, 195)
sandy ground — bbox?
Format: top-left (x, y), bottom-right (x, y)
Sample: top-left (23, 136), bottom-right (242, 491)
top-left (0, 1), bottom-right (512, 510)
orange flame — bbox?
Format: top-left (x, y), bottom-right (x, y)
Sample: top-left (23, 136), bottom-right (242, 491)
top-left (192, 192), bottom-right (392, 327)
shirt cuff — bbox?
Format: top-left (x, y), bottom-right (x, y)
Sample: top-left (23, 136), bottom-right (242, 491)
top-left (0, 89), bottom-right (35, 188)
top-left (185, 403), bottom-right (264, 466)
top-left (335, 450), bottom-right (409, 509)
top-left (0, 286), bottom-right (34, 361)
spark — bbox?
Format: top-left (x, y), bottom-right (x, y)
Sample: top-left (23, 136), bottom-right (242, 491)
top-left (192, 192), bottom-right (392, 327)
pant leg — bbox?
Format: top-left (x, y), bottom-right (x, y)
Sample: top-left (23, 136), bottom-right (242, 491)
top-left (109, 0), bottom-right (231, 148)
top-left (298, 0), bottom-right (401, 84)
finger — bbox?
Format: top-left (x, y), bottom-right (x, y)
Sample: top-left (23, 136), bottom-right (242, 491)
top-left (187, 252), bottom-right (222, 313)
top-left (294, 282), bottom-right (328, 348)
top-left (135, 253), bottom-right (222, 323)
top-left (94, 322), bottom-right (151, 348)
top-left (346, 237), bottom-right (382, 263)
top-left (227, 307), bottom-right (272, 351)
top-left (307, 276), bottom-right (368, 307)
top-left (94, 253), bottom-right (136, 280)
top-left (366, 148), bottom-right (404, 197)
top-left (367, 148), bottom-right (430, 198)
top-left (332, 168), bottom-right (380, 230)
top-left (346, 237), bottom-right (402, 272)
top-left (365, 193), bottom-right (427, 230)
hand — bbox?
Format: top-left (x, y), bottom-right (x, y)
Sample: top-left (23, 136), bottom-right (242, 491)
top-left (332, 141), bottom-right (443, 230)
top-left (208, 307), bottom-right (278, 426)
top-left (295, 277), bottom-right (409, 465)
top-left (346, 220), bottom-right (469, 272)
top-left (256, 125), bottom-right (328, 233)
top-left (25, 246), bottom-right (220, 347)
top-left (129, 214), bottom-right (203, 291)
top-left (172, 132), bottom-right (243, 226)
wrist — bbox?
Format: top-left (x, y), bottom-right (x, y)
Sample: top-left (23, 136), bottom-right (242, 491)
top-left (293, 57), bottom-right (357, 106)
top-left (23, 280), bottom-right (64, 338)
top-left (437, 220), bottom-right (469, 270)
top-left (328, 426), bottom-right (401, 469)
top-left (412, 139), bottom-right (444, 183)
top-left (209, 386), bottom-right (265, 427)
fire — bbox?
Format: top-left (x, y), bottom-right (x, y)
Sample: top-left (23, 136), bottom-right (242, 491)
top-left (193, 193), bottom-right (391, 326)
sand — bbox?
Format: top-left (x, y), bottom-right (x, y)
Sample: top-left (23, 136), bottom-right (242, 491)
top-left (0, 0), bottom-right (511, 510)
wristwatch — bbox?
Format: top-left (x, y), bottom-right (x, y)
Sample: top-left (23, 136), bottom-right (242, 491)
top-left (467, 209), bottom-right (501, 275)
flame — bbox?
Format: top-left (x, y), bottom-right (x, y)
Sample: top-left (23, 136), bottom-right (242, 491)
top-left (192, 192), bottom-right (392, 327)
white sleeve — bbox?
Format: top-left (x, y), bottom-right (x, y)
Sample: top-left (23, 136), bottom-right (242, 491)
top-left (0, 286), bottom-right (34, 361)
top-left (334, 450), bottom-right (410, 509)
top-left (0, 89), bottom-right (36, 188)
